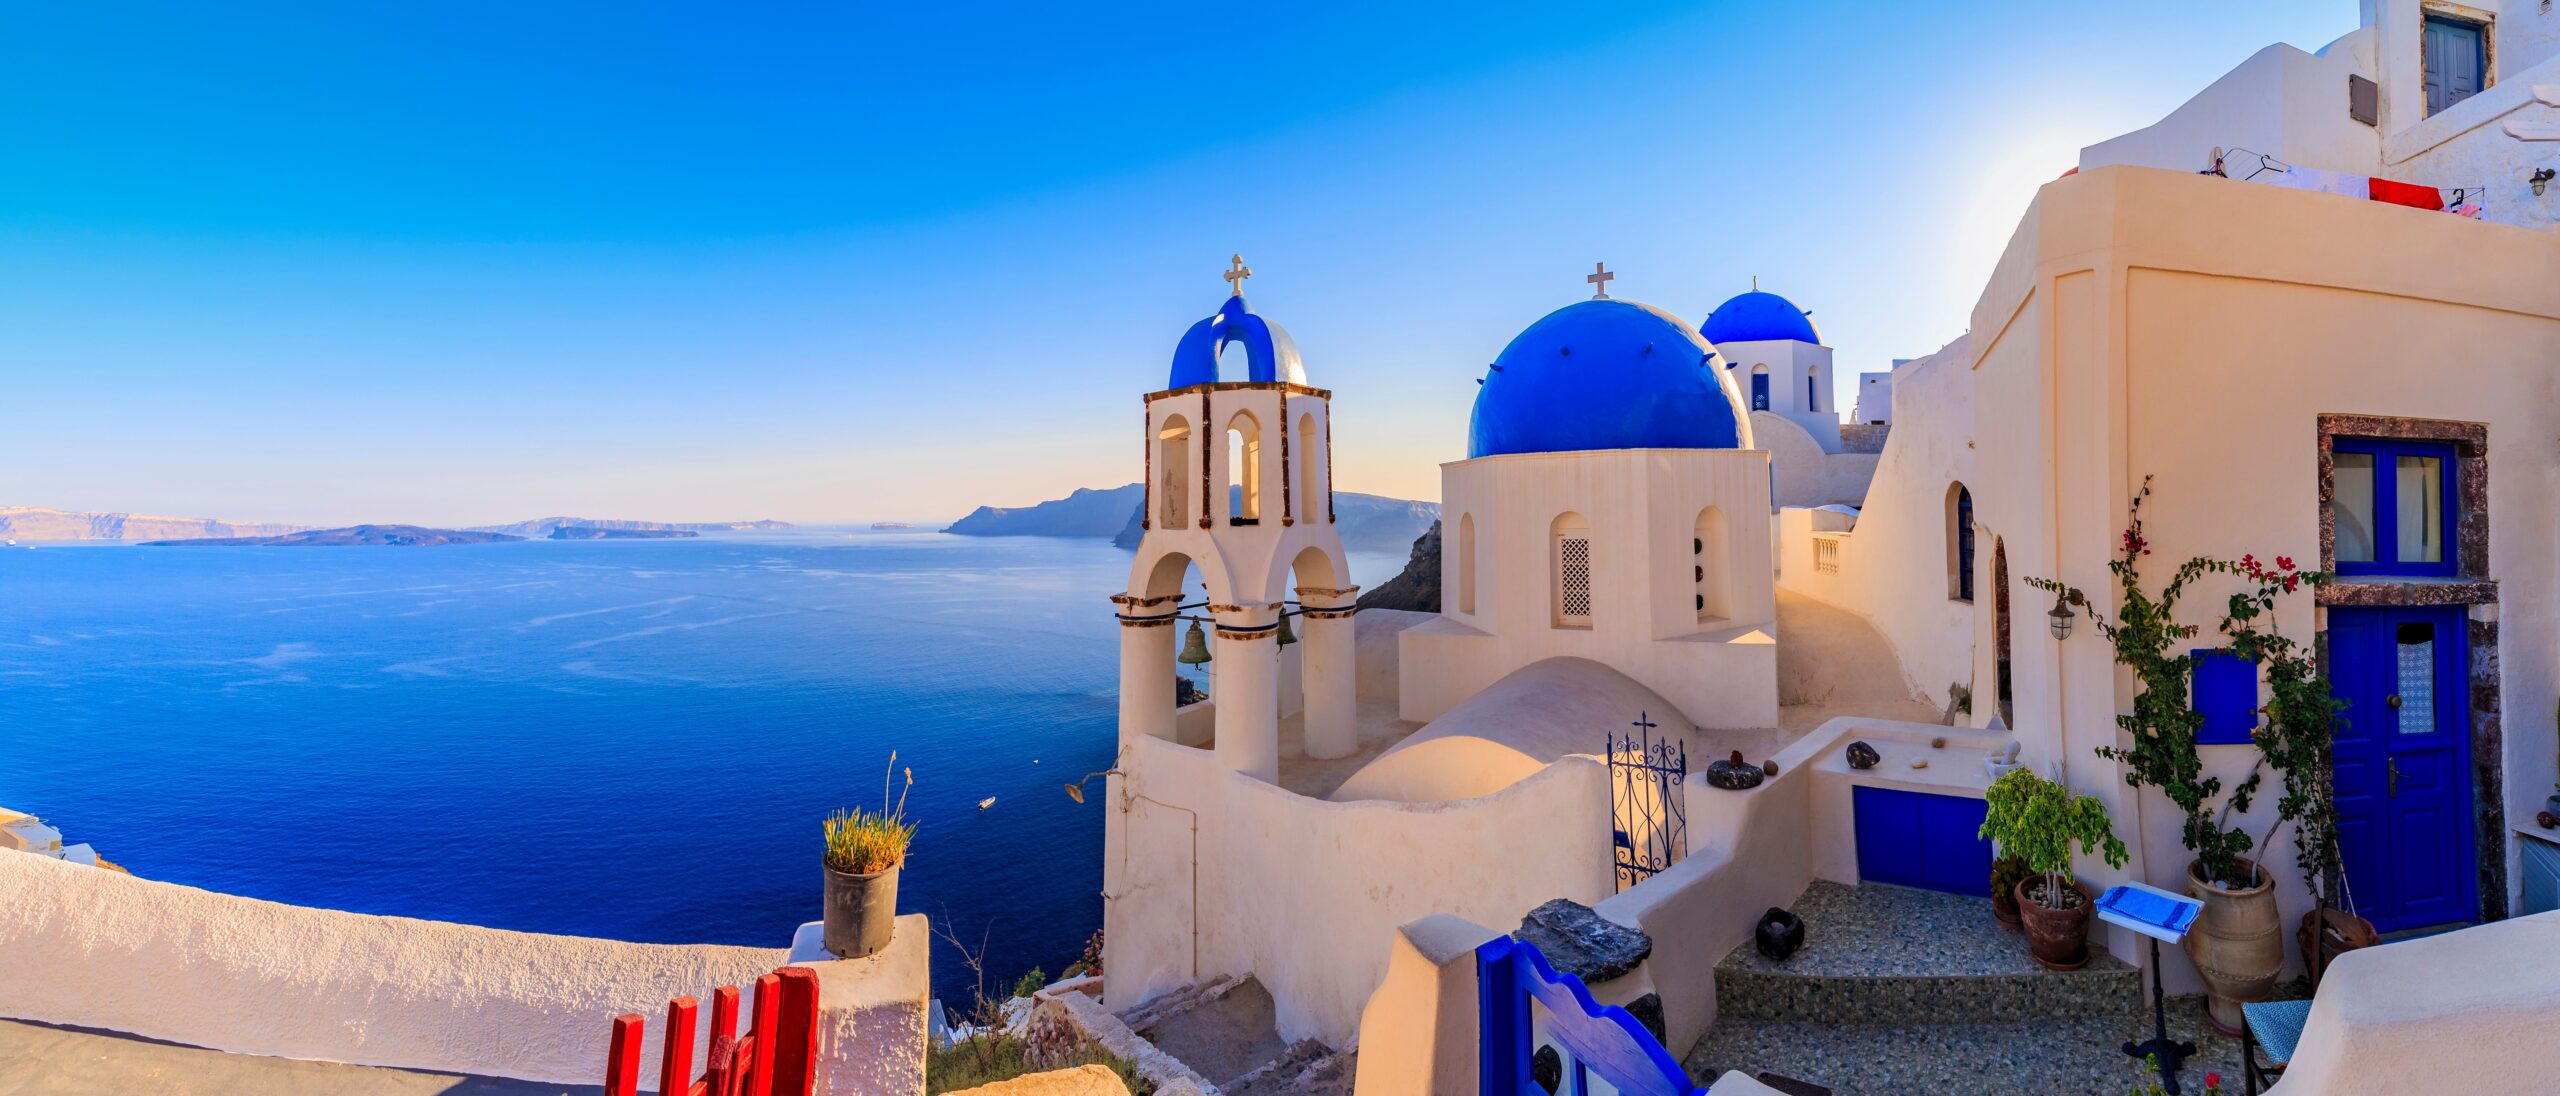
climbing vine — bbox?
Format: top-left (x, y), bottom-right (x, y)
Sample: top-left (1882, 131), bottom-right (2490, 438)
top-left (2028, 477), bottom-right (2341, 892)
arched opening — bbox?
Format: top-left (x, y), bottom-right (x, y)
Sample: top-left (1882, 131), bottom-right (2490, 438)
top-left (1694, 506), bottom-right (1730, 623)
top-left (1992, 536), bottom-right (2013, 726)
top-left (1226, 411), bottom-right (1262, 524)
top-left (1551, 512), bottom-right (1592, 629)
top-left (1805, 366), bottom-right (1820, 413)
top-left (1296, 412), bottom-right (1321, 521)
top-left (1456, 513), bottom-right (1477, 616)
top-left (1947, 483), bottom-right (1974, 602)
top-left (1126, 550), bottom-right (1211, 747)
top-left (1157, 414), bottom-right (1192, 529)
top-left (1749, 365), bottom-right (1771, 411)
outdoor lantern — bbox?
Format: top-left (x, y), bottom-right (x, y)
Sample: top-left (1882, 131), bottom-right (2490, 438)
top-left (2048, 593), bottom-right (2076, 640)
top-left (1275, 612), bottom-right (1297, 646)
top-left (2534, 167), bottom-right (2556, 197)
top-left (1176, 620), bottom-right (1212, 666)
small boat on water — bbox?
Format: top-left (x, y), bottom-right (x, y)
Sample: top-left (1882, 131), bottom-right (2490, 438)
top-left (977, 797), bottom-right (997, 811)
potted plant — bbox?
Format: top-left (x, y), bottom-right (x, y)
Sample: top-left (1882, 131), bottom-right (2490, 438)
top-left (2032, 479), bottom-right (2331, 1031)
top-left (1989, 855), bottom-right (2031, 930)
top-left (1980, 768), bottom-right (2128, 970)
top-left (823, 755), bottom-right (916, 959)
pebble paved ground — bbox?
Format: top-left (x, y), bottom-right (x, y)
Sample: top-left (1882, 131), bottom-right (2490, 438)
top-left (1686, 996), bottom-right (2247, 1095)
top-left (0, 1018), bottom-right (595, 1096)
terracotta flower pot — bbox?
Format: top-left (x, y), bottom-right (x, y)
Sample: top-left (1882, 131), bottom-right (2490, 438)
top-left (1991, 886), bottom-right (2024, 930)
top-left (2184, 859), bottom-right (2282, 1035)
top-left (2014, 876), bottom-right (2093, 971)
top-left (822, 862), bottom-right (900, 959)
top-left (2296, 907), bottom-right (2379, 986)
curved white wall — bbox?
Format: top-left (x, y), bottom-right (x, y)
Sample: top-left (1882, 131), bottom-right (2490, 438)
top-left (0, 852), bottom-right (787, 1087)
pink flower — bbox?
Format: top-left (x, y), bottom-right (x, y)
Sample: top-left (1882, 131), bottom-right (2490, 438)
top-left (2276, 556), bottom-right (2295, 571)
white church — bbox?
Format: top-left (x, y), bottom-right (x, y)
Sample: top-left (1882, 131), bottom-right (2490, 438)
top-left (1087, 4), bottom-right (2560, 1094)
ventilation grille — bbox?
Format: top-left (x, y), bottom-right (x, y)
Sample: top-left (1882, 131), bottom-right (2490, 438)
top-left (1558, 537), bottom-right (1592, 622)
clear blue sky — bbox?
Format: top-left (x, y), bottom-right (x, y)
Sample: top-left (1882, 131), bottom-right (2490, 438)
top-left (0, 2), bottom-right (2348, 527)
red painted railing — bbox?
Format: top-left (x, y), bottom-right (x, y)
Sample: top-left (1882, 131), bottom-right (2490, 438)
top-left (605, 967), bottom-right (822, 1096)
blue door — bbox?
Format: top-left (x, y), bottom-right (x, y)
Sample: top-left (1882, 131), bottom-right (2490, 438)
top-left (2422, 15), bottom-right (2485, 115)
top-left (2329, 605), bottom-right (2473, 932)
top-left (1853, 786), bottom-right (1994, 896)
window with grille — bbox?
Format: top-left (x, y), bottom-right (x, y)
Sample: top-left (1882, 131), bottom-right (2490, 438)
top-left (1814, 536), bottom-right (1841, 574)
top-left (1556, 535), bottom-right (1592, 626)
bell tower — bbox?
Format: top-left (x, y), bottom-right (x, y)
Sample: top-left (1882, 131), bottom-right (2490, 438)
top-left (1115, 259), bottom-right (1356, 783)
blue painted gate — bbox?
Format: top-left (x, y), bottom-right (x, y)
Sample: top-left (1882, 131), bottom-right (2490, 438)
top-left (1478, 936), bottom-right (1701, 1096)
top-left (2329, 604), bottom-right (2474, 932)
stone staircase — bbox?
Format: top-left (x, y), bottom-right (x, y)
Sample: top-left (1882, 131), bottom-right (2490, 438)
top-left (1115, 975), bottom-right (1354, 1096)
top-left (1686, 881), bottom-right (2244, 1095)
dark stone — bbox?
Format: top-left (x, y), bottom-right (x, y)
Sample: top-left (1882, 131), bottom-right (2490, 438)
top-left (1754, 907), bottom-right (1805, 961)
top-left (1621, 993), bottom-right (1666, 1046)
top-left (1531, 1045), bottom-right (1561, 1094)
top-left (1845, 740), bottom-right (1880, 770)
top-left (1704, 759), bottom-right (1764, 790)
top-left (1761, 759), bottom-right (1780, 777)
top-left (1512, 899), bottom-right (1652, 983)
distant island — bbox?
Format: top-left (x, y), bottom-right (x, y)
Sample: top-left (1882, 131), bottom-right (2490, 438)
top-left (943, 483), bottom-right (1439, 553)
top-left (471, 516), bottom-right (794, 537)
top-left (871, 521), bottom-right (914, 530)
top-left (143, 525), bottom-right (526, 547)
top-left (545, 526), bottom-right (697, 540)
top-left (0, 507), bottom-right (312, 542)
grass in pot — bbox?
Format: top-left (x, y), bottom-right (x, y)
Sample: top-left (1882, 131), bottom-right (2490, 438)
top-left (824, 754), bottom-right (916, 959)
top-left (1980, 768), bottom-right (2128, 971)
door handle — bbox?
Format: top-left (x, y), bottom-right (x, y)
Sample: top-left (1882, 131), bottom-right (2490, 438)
top-left (2386, 694), bottom-right (2402, 710)
top-left (2388, 757), bottom-right (2400, 798)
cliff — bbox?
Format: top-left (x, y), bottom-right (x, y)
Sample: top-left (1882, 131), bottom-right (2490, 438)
top-left (474, 517), bottom-right (793, 536)
top-left (944, 484), bottom-right (1148, 538)
top-left (1355, 519), bottom-right (1441, 612)
top-left (545, 526), bottom-right (698, 540)
top-left (143, 525), bottom-right (526, 547)
top-left (0, 507), bottom-right (312, 542)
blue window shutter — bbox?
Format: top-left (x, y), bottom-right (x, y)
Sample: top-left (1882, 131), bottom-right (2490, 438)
top-left (2192, 648), bottom-right (2259, 745)
top-left (2424, 16), bottom-right (2486, 115)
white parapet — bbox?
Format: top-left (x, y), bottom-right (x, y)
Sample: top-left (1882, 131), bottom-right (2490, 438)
top-left (787, 916), bottom-right (933, 1096)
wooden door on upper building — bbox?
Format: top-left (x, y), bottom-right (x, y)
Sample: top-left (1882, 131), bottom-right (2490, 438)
top-left (2328, 605), bottom-right (2474, 932)
top-left (2422, 14), bottom-right (2486, 116)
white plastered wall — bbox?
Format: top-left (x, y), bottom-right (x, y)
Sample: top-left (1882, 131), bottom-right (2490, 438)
top-left (1397, 447), bottom-right (1778, 731)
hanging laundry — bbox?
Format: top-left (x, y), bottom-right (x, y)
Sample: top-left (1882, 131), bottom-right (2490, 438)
top-left (2263, 165), bottom-right (2368, 198)
top-left (2454, 203), bottom-right (2484, 219)
top-left (2368, 176), bottom-right (2445, 210)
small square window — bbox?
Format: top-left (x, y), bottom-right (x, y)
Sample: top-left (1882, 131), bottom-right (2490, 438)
top-left (2332, 438), bottom-right (2457, 576)
top-left (2192, 648), bottom-right (2259, 745)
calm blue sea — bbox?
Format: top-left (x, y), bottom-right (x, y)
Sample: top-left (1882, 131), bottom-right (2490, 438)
top-left (0, 530), bottom-right (1399, 1006)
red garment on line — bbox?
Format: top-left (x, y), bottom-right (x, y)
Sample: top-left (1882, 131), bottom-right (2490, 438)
top-left (2368, 177), bottom-right (2443, 210)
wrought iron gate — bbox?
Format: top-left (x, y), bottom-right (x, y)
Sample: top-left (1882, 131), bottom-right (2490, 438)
top-left (1609, 713), bottom-right (1687, 893)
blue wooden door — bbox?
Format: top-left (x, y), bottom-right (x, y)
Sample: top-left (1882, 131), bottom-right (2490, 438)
top-left (1853, 785), bottom-right (1993, 896)
top-left (2329, 606), bottom-right (2473, 932)
top-left (2422, 15), bottom-right (2484, 115)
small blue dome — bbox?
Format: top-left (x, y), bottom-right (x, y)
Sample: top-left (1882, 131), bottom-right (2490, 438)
top-left (1699, 290), bottom-right (1821, 346)
top-left (1467, 299), bottom-right (1749, 459)
top-left (1166, 295), bottom-right (1306, 389)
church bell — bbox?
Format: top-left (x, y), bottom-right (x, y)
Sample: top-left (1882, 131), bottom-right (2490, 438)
top-left (1275, 612), bottom-right (1297, 646)
top-left (1176, 620), bottom-right (1212, 666)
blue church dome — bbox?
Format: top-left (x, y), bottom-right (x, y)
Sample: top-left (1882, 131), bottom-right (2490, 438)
top-left (1166, 293), bottom-right (1306, 389)
top-left (1699, 290), bottom-right (1822, 346)
top-left (1467, 299), bottom-right (1749, 459)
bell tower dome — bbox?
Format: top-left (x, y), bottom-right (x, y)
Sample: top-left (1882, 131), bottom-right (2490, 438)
top-left (1115, 258), bottom-right (1356, 782)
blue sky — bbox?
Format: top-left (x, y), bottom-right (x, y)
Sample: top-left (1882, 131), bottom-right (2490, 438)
top-left (0, 2), bottom-right (2349, 526)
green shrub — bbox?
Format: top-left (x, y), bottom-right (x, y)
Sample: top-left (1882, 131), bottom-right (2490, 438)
top-left (926, 1034), bottom-right (1153, 1095)
top-left (1980, 768), bottom-right (2128, 910)
top-left (825, 753), bottom-right (916, 875)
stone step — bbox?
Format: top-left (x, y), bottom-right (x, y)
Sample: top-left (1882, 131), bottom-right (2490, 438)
top-left (1113, 972), bottom-right (1247, 1032)
top-left (1220, 1039), bottom-right (1356, 1096)
top-left (1684, 1009), bottom-right (2246, 1096)
top-left (1715, 881), bottom-right (2142, 1024)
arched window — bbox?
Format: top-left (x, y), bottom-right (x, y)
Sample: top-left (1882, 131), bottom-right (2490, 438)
top-left (1226, 411), bottom-right (1261, 524)
top-left (1296, 412), bottom-right (1321, 520)
top-left (1948, 484), bottom-right (1975, 602)
top-left (1551, 512), bottom-right (1592, 628)
top-left (1805, 366), bottom-right (1820, 413)
top-left (1694, 506), bottom-right (1730, 622)
top-left (1456, 513), bottom-right (1477, 616)
top-left (1157, 414), bottom-right (1192, 529)
top-left (1749, 365), bottom-right (1771, 411)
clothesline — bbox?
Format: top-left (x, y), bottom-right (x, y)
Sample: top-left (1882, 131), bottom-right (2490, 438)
top-left (2209, 145), bottom-right (2486, 219)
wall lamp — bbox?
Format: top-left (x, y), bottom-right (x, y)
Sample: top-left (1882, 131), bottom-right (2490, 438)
top-left (2047, 592), bottom-right (2077, 641)
top-left (1063, 770), bottom-right (1126, 804)
top-left (2532, 168), bottom-right (2555, 198)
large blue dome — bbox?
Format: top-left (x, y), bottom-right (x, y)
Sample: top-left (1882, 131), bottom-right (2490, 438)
top-left (1467, 299), bottom-right (1749, 459)
top-left (1699, 290), bottom-right (1821, 346)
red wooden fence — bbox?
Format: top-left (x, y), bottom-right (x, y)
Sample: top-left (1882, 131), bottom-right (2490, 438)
top-left (605, 967), bottom-right (822, 1096)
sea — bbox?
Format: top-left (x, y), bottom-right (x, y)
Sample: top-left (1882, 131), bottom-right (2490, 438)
top-left (0, 529), bottom-right (1403, 1007)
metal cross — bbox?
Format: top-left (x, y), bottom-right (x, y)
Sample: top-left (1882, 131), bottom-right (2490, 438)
top-left (1587, 262), bottom-right (1613, 299)
top-left (1224, 254), bottom-right (1253, 296)
top-left (1631, 710), bottom-right (1656, 733)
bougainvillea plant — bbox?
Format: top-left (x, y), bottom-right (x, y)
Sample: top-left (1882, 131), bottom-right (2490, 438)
top-left (2029, 477), bottom-right (2339, 892)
